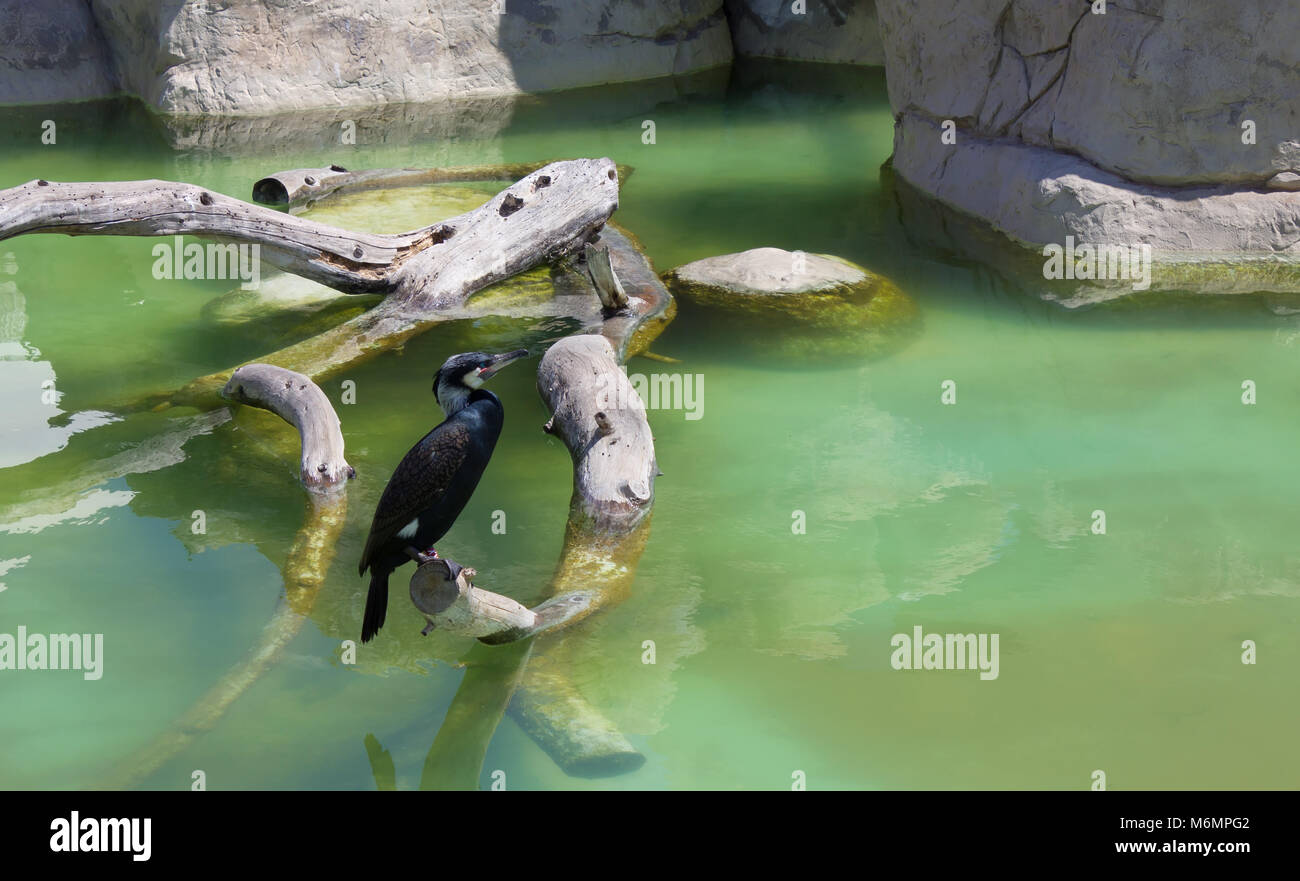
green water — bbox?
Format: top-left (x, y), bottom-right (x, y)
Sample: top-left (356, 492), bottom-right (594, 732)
top-left (1, 63), bottom-right (1297, 790)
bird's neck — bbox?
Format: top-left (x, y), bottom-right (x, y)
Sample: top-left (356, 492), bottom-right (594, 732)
top-left (439, 387), bottom-right (499, 418)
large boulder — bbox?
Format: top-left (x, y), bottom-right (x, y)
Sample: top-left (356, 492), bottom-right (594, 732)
top-left (664, 247), bottom-right (918, 361)
top-left (876, 0), bottom-right (1300, 293)
top-left (0, 0), bottom-right (118, 104)
top-left (725, 0), bottom-right (883, 65)
top-left (878, 0), bottom-right (1298, 187)
top-left (2, 1), bottom-right (734, 114)
top-left (84, 0), bottom-right (732, 116)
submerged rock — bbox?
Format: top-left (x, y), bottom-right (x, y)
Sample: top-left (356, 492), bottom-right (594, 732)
top-left (664, 247), bottom-right (918, 361)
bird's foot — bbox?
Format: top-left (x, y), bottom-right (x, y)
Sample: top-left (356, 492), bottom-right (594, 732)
top-left (405, 545), bottom-right (441, 565)
top-left (421, 617), bottom-right (437, 636)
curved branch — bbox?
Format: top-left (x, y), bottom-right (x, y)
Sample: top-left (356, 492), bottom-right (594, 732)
top-left (0, 178), bottom-right (426, 294)
top-left (0, 158), bottom-right (620, 309)
top-left (222, 364), bottom-right (355, 487)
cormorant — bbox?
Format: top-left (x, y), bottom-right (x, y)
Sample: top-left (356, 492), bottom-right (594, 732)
top-left (357, 349), bottom-right (528, 642)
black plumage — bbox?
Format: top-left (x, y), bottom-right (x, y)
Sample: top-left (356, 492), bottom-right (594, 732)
top-left (357, 349), bottom-right (526, 642)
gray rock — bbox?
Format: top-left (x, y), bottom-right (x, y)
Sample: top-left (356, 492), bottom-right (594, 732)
top-left (0, 0), bottom-right (118, 104)
top-left (877, 0), bottom-right (1300, 187)
top-left (5, 1), bottom-right (733, 115)
top-left (1267, 172), bottom-right (1300, 192)
top-left (671, 247), bottom-right (868, 295)
top-left (665, 248), bottom-right (919, 361)
top-left (726, 0), bottom-right (883, 65)
top-left (876, 0), bottom-right (1300, 290)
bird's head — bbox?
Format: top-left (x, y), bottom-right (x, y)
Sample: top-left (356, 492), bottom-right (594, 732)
top-left (433, 349), bottom-right (528, 415)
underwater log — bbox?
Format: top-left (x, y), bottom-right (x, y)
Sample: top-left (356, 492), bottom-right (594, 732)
top-left (104, 369), bottom-right (352, 787)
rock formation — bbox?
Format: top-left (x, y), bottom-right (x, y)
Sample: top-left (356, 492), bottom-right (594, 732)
top-left (876, 0), bottom-right (1300, 294)
top-left (2, 0), bottom-right (734, 115)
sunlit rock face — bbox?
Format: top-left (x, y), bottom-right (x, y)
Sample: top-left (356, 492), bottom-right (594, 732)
top-left (878, 0), bottom-right (1297, 187)
top-left (876, 0), bottom-right (1300, 283)
top-left (725, 0), bottom-right (883, 65)
top-left (77, 0), bottom-right (731, 116)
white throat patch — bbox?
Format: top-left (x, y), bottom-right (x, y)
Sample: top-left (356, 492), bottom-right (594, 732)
top-left (462, 368), bottom-right (485, 390)
top-left (436, 380), bottom-right (471, 416)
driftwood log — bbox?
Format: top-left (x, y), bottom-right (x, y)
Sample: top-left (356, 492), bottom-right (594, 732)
top-left (106, 365), bottom-right (350, 787)
top-left (252, 161), bottom-right (633, 213)
top-left (0, 160), bottom-right (617, 304)
top-left (409, 557), bottom-right (592, 643)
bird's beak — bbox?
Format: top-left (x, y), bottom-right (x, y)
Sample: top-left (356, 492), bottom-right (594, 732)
top-left (479, 348), bottom-right (528, 379)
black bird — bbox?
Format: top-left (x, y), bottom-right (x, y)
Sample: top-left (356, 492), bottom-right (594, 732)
top-left (357, 349), bottom-right (528, 642)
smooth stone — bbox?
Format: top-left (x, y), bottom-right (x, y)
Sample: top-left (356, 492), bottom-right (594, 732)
top-left (664, 247), bottom-right (918, 362)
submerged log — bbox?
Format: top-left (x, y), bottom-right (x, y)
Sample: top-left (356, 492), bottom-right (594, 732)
top-left (106, 365), bottom-right (351, 788)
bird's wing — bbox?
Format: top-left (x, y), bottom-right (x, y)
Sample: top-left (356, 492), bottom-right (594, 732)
top-left (358, 421), bottom-right (472, 574)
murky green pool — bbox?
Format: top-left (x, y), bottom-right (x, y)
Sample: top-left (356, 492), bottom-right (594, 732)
top-left (2, 62), bottom-right (1296, 790)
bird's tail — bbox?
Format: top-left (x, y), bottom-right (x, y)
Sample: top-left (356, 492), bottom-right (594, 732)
top-left (361, 569), bottom-right (389, 643)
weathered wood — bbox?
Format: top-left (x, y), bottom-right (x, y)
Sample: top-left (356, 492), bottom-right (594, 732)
top-left (591, 224), bottom-right (676, 362)
top-left (410, 559), bottom-right (535, 638)
top-left (408, 557), bottom-right (592, 643)
top-left (251, 161), bottom-right (630, 212)
top-left (391, 158), bottom-right (619, 313)
top-left (584, 242), bottom-right (628, 311)
top-left (0, 158), bottom-right (665, 784)
top-left (538, 333), bottom-right (657, 532)
top-left (0, 158), bottom-right (620, 311)
top-left (221, 364), bottom-right (354, 488)
top-left (166, 219), bottom-right (669, 413)
top-left (0, 178), bottom-right (426, 294)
